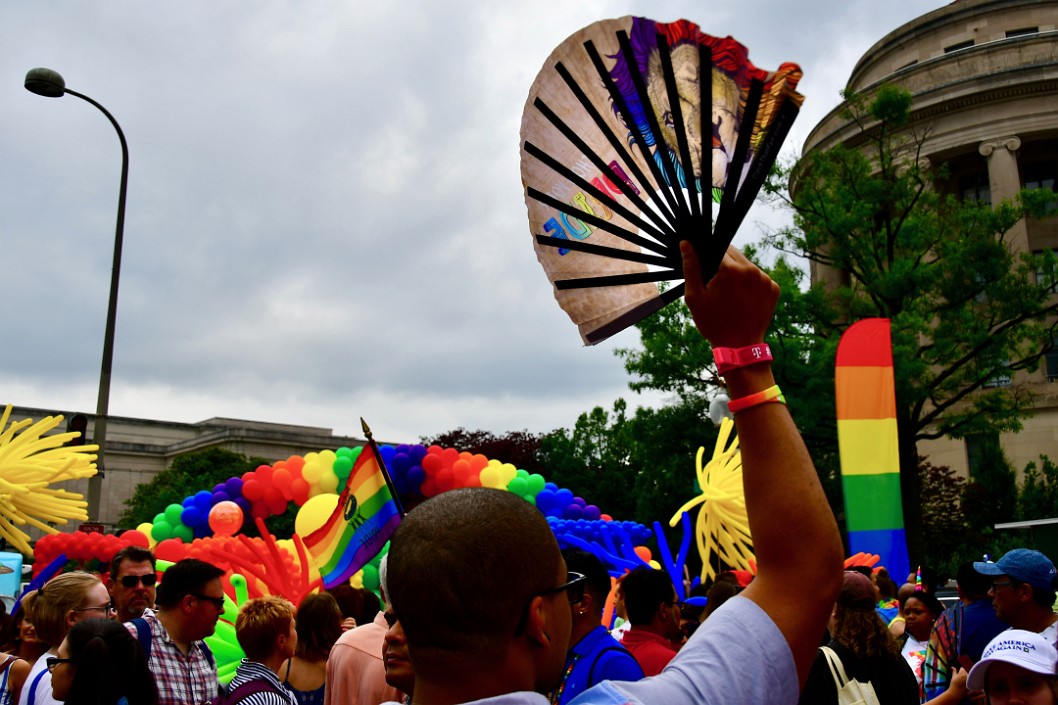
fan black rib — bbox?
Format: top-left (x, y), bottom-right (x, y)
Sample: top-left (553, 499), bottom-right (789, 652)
top-left (583, 40), bottom-right (680, 225)
top-left (699, 43), bottom-right (713, 252)
top-left (584, 284), bottom-right (684, 344)
top-left (526, 185), bottom-right (668, 256)
top-left (529, 142), bottom-right (668, 246)
top-left (534, 235), bottom-right (674, 267)
top-left (616, 31), bottom-right (690, 220)
top-left (532, 94), bottom-right (676, 242)
top-left (555, 268), bottom-right (678, 289)
top-left (718, 97), bottom-right (799, 246)
top-left (655, 31), bottom-right (700, 219)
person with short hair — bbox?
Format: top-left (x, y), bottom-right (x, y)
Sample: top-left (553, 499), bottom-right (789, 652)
top-left (381, 608), bottom-right (412, 702)
top-left (125, 559), bottom-right (224, 705)
top-left (19, 572), bottom-right (111, 705)
top-left (49, 618), bottom-right (157, 705)
top-left (547, 549), bottom-right (642, 705)
top-left (923, 562), bottom-right (1008, 704)
top-left (974, 549), bottom-right (1058, 639)
top-left (225, 597), bottom-right (298, 705)
top-left (384, 244), bottom-right (845, 705)
top-left (618, 567), bottom-right (681, 676)
top-left (966, 629), bottom-right (1058, 705)
top-left (107, 546), bottom-right (157, 624)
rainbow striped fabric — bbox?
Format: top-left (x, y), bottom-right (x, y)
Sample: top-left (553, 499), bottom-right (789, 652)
top-left (835, 318), bottom-right (909, 581)
top-left (304, 444), bottom-right (402, 589)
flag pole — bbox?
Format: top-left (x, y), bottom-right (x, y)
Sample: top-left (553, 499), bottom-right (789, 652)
top-left (361, 417), bottom-right (406, 518)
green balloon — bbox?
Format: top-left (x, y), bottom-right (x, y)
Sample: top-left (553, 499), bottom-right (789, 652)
top-left (362, 563), bottom-right (380, 591)
top-left (151, 521), bottom-right (173, 541)
top-left (334, 456), bottom-right (354, 479)
top-left (173, 524), bottom-right (194, 542)
top-left (336, 446), bottom-right (354, 459)
top-left (164, 503), bottom-right (184, 525)
top-left (527, 473), bottom-right (546, 496)
top-left (508, 477), bottom-right (528, 496)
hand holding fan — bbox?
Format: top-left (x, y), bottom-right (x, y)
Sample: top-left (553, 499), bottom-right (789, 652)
top-left (520, 16), bottom-right (803, 344)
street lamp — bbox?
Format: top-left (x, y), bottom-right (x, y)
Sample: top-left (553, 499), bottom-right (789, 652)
top-left (25, 67), bottom-right (129, 524)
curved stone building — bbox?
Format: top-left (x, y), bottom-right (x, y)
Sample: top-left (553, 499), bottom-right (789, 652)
top-left (804, 0), bottom-right (1058, 477)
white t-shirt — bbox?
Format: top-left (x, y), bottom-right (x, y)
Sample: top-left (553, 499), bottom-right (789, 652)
top-left (900, 633), bottom-right (927, 686)
top-left (17, 653), bottom-right (59, 705)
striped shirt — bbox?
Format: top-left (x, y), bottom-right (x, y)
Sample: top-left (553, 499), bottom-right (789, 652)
top-left (225, 660), bottom-right (297, 705)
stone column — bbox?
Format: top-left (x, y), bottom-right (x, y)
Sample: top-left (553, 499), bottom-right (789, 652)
top-left (979, 136), bottom-right (1027, 252)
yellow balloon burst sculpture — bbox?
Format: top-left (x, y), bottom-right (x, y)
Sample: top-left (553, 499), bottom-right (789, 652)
top-left (669, 416), bottom-right (754, 583)
top-left (0, 405), bottom-right (98, 554)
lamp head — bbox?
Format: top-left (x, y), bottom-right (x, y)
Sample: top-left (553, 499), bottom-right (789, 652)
top-left (25, 68), bottom-right (66, 98)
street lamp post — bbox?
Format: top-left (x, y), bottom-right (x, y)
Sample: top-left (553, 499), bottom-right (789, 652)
top-left (25, 68), bottom-right (129, 524)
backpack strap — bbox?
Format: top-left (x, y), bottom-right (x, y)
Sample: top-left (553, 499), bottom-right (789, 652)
top-left (199, 640), bottom-right (215, 669)
top-left (587, 645), bottom-right (635, 684)
top-left (225, 679), bottom-right (282, 704)
top-left (131, 618), bottom-right (153, 662)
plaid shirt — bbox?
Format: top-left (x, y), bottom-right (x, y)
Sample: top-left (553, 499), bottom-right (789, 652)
top-left (125, 608), bottom-right (219, 705)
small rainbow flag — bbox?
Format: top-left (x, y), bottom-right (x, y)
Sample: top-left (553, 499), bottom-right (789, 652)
top-left (304, 439), bottom-right (403, 589)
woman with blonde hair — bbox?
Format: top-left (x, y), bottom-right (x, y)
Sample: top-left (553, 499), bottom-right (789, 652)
top-left (16, 573), bottom-right (111, 705)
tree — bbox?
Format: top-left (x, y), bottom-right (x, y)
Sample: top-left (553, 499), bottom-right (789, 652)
top-left (420, 428), bottom-right (544, 475)
top-left (762, 85), bottom-right (1058, 563)
top-left (1017, 455), bottom-right (1058, 521)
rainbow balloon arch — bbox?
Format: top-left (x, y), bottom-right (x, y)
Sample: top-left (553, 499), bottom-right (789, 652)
top-left (20, 418), bottom-right (755, 684)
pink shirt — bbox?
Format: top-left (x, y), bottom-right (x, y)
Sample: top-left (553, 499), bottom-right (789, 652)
top-left (325, 611), bottom-right (404, 705)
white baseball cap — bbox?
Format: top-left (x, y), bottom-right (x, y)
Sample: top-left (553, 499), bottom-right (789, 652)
top-left (967, 629), bottom-right (1058, 690)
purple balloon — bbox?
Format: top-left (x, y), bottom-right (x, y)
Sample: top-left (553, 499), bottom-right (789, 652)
top-left (212, 491), bottom-right (230, 505)
top-left (225, 477), bottom-right (244, 497)
top-left (583, 504), bottom-right (601, 521)
top-left (573, 496), bottom-right (586, 507)
top-left (409, 445), bottom-right (428, 463)
top-left (391, 452), bottom-right (412, 473)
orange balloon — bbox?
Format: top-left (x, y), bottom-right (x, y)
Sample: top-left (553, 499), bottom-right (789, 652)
top-left (208, 500), bottom-right (245, 537)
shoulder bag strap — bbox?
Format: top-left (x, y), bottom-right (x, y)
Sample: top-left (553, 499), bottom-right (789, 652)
top-left (821, 646), bottom-right (850, 688)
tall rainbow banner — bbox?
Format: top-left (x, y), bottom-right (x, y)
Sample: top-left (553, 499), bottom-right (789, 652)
top-left (835, 318), bottom-right (909, 580)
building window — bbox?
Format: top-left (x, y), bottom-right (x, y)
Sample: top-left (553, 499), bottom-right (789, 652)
top-left (1023, 161), bottom-right (1058, 212)
top-left (1046, 340), bottom-right (1058, 382)
top-left (966, 432), bottom-right (1001, 480)
top-left (980, 357), bottom-right (1012, 388)
top-left (1007, 27), bottom-right (1039, 38)
top-left (945, 40), bottom-right (975, 53)
top-left (960, 172), bottom-right (991, 203)
top-left (1033, 249), bottom-right (1058, 292)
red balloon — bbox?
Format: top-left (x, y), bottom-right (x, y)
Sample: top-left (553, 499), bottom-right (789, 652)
top-left (155, 538), bottom-right (187, 562)
top-left (421, 454), bottom-right (442, 474)
top-left (208, 501), bottom-right (244, 538)
top-left (242, 479), bottom-right (263, 501)
top-left (273, 469), bottom-right (292, 492)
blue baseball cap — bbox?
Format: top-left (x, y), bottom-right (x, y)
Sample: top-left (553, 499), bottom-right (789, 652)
top-left (974, 549), bottom-right (1057, 593)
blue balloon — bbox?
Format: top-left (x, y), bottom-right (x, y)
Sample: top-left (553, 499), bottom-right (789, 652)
top-left (181, 507), bottom-right (202, 527)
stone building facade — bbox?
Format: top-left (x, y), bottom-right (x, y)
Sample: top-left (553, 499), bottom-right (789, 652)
top-left (803, 0), bottom-right (1058, 478)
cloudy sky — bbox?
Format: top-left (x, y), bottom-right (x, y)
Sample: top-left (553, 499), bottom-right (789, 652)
top-left (1, 1), bottom-right (945, 444)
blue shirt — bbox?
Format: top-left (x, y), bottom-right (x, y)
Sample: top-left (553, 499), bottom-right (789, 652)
top-left (552, 625), bottom-right (643, 705)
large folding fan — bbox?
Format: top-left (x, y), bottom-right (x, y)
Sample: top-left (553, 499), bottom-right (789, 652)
top-left (520, 16), bottom-right (804, 345)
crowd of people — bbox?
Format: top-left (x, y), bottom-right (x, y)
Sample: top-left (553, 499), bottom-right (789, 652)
top-left (3, 245), bottom-right (1057, 705)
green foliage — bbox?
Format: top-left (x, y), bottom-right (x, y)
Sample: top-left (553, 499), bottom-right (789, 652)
top-left (1018, 455), bottom-right (1058, 520)
top-left (118, 447), bottom-right (271, 534)
top-left (420, 428), bottom-right (544, 475)
top-left (538, 398), bottom-right (713, 530)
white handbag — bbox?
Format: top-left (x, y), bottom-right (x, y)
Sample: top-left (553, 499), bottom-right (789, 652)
top-left (821, 646), bottom-right (881, 705)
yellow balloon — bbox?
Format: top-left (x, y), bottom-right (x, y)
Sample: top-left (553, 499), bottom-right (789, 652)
top-left (294, 493), bottom-right (339, 537)
top-left (137, 522), bottom-right (157, 548)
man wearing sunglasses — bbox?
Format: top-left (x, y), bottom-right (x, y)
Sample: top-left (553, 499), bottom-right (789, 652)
top-left (385, 244), bottom-right (844, 705)
top-left (107, 545), bottom-right (157, 622)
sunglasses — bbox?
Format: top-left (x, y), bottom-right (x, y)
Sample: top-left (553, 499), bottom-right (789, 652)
top-left (192, 593), bottom-right (226, 610)
top-left (514, 572), bottom-right (588, 636)
top-left (46, 657), bottom-right (73, 672)
top-left (119, 573), bottom-right (157, 588)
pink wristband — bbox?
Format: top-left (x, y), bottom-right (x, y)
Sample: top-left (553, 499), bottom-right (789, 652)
top-left (713, 344), bottom-right (773, 375)
top-left (726, 384), bottom-right (786, 413)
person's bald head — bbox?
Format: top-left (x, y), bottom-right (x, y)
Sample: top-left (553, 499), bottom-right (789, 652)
top-left (388, 488), bottom-right (566, 667)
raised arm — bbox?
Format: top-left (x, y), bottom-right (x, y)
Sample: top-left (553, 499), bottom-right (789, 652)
top-left (681, 242), bottom-right (843, 686)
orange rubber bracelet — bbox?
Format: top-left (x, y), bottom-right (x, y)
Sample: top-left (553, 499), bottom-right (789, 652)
top-left (727, 384), bottom-right (786, 413)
